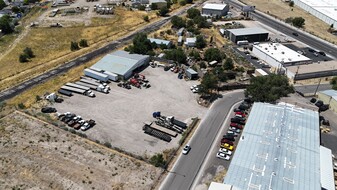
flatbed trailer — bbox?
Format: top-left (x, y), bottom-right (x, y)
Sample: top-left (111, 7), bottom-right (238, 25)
top-left (58, 89), bottom-right (73, 96)
top-left (75, 81), bottom-right (98, 90)
top-left (148, 123), bottom-right (177, 137)
top-left (172, 118), bottom-right (187, 129)
top-left (143, 125), bottom-right (172, 142)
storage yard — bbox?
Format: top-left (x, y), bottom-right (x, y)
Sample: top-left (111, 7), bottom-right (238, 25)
top-left (0, 111), bottom-right (161, 189)
top-left (53, 66), bottom-right (207, 156)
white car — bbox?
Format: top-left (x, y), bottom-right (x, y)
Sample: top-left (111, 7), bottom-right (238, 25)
top-left (229, 127), bottom-right (241, 133)
top-left (219, 148), bottom-right (232, 155)
top-left (80, 122), bottom-right (90, 131)
top-left (192, 87), bottom-right (199, 93)
top-left (190, 85), bottom-right (198, 90)
top-left (216, 152), bottom-right (230, 160)
top-left (182, 145), bottom-right (191, 155)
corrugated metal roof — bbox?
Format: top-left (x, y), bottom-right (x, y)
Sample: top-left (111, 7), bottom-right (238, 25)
top-left (91, 51), bottom-right (149, 76)
top-left (227, 27), bottom-right (268, 36)
top-left (186, 68), bottom-right (198, 75)
top-left (224, 102), bottom-right (320, 190)
top-left (202, 3), bottom-right (227, 10)
top-left (320, 89), bottom-right (337, 101)
top-left (320, 146), bottom-right (335, 190)
top-left (148, 38), bottom-right (171, 46)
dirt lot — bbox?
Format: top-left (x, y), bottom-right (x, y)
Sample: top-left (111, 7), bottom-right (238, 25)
top-left (0, 111), bottom-right (161, 189)
top-left (53, 66), bottom-right (207, 156)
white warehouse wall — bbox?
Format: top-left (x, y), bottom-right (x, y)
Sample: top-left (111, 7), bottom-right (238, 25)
top-left (252, 47), bottom-right (282, 68)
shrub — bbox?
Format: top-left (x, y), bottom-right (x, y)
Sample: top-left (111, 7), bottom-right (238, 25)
top-left (70, 41), bottom-right (80, 51)
top-left (143, 15), bottom-right (149, 22)
top-left (179, 0), bottom-right (186, 6)
top-left (17, 103), bottom-right (25, 109)
top-left (104, 142), bottom-right (112, 148)
top-left (79, 39), bottom-right (89, 47)
top-left (19, 54), bottom-right (29, 63)
top-left (150, 153), bottom-right (166, 167)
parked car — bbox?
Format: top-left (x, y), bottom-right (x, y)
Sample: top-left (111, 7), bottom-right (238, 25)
top-left (216, 152), bottom-right (230, 160)
top-left (81, 119), bottom-right (95, 131)
top-left (310, 98), bottom-right (317, 103)
top-left (318, 51), bottom-right (326, 56)
top-left (221, 143), bottom-right (234, 151)
top-left (292, 32), bottom-right (298, 36)
top-left (221, 138), bottom-right (234, 145)
top-left (235, 112), bottom-right (246, 117)
top-left (234, 116), bottom-right (246, 121)
top-left (227, 131), bottom-right (238, 137)
top-left (219, 148), bottom-right (232, 155)
top-left (229, 127), bottom-right (241, 133)
top-left (319, 104), bottom-right (329, 112)
top-left (41, 107), bottom-right (57, 113)
top-left (315, 100), bottom-right (323, 107)
top-left (231, 118), bottom-right (245, 125)
top-left (182, 144), bottom-right (191, 155)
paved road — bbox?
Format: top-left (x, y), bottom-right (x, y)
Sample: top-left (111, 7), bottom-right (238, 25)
top-left (160, 90), bottom-right (245, 190)
top-left (229, 0), bottom-right (337, 59)
top-left (0, 4), bottom-right (199, 102)
top-left (294, 83), bottom-right (332, 95)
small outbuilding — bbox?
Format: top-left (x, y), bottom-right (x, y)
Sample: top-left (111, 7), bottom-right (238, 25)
top-left (317, 90), bottom-right (337, 113)
top-left (148, 38), bottom-right (172, 48)
top-left (202, 3), bottom-right (229, 17)
top-left (184, 37), bottom-right (196, 47)
top-left (185, 68), bottom-right (198, 80)
top-left (225, 27), bottom-right (269, 43)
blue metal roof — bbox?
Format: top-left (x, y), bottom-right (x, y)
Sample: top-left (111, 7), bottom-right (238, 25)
top-left (320, 90), bottom-right (337, 101)
top-left (224, 102), bottom-right (320, 190)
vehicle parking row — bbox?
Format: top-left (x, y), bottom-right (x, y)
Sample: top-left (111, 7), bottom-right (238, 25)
top-left (57, 112), bottom-right (96, 131)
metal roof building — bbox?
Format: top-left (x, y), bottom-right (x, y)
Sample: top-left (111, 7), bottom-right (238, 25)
top-left (317, 90), bottom-right (337, 113)
top-left (320, 146), bottom-right (335, 190)
top-left (202, 3), bottom-right (229, 17)
top-left (148, 38), bottom-right (172, 47)
top-left (91, 50), bottom-right (150, 79)
top-left (225, 27), bottom-right (269, 43)
top-left (224, 102), bottom-right (321, 190)
top-left (292, 0), bottom-right (337, 29)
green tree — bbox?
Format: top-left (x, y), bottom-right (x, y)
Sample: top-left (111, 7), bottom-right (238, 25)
top-left (245, 74), bottom-right (294, 103)
top-left (164, 48), bottom-right (187, 64)
top-left (179, 0), bottom-right (186, 6)
top-left (19, 54), bottom-right (29, 63)
top-left (151, 3), bottom-right (158, 10)
top-left (172, 0), bottom-right (177, 4)
top-left (199, 72), bottom-right (218, 94)
top-left (289, 1), bottom-right (294, 7)
top-left (189, 50), bottom-right (200, 60)
top-left (223, 58), bottom-right (234, 70)
top-left (129, 33), bottom-right (153, 55)
top-left (199, 61), bottom-right (207, 69)
top-left (330, 77), bottom-right (337, 90)
top-left (171, 16), bottom-right (186, 28)
top-left (0, 15), bottom-right (13, 34)
top-left (166, 0), bottom-right (171, 9)
top-left (195, 35), bottom-right (206, 49)
top-left (185, 0), bottom-right (192, 3)
top-left (193, 15), bottom-right (209, 28)
top-left (187, 8), bottom-right (200, 19)
top-left (204, 48), bottom-right (221, 62)
top-left (70, 41), bottom-right (80, 51)
top-left (143, 15), bottom-right (149, 22)
top-left (79, 39), bottom-right (89, 47)
top-left (150, 153), bottom-right (166, 167)
top-left (158, 6), bottom-right (169, 16)
top-left (11, 6), bottom-right (21, 13)
top-left (212, 67), bottom-right (227, 82)
top-left (0, 0), bottom-right (6, 10)
top-left (23, 47), bottom-right (34, 58)
top-left (285, 17), bottom-right (293, 24)
top-left (292, 17), bottom-right (305, 28)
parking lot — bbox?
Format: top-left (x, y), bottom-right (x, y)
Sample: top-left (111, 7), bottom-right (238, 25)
top-left (283, 43), bottom-right (333, 62)
top-left (54, 66), bottom-right (207, 156)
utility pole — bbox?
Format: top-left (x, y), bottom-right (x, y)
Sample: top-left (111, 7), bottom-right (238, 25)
top-left (314, 78), bottom-right (322, 96)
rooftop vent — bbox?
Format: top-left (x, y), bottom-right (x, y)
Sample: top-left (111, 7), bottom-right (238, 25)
top-left (283, 177), bottom-right (295, 184)
top-left (281, 52), bottom-right (285, 54)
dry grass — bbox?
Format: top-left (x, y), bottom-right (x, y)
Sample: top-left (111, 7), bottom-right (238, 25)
top-left (239, 0), bottom-right (337, 44)
top-left (0, 8), bottom-right (157, 91)
top-left (7, 56), bottom-right (103, 107)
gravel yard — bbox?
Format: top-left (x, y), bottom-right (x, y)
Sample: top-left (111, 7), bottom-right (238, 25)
top-left (54, 66), bottom-right (207, 156)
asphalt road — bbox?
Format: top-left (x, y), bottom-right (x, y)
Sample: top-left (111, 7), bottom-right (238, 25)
top-left (160, 90), bottom-right (245, 190)
top-left (0, 4), bottom-right (199, 103)
top-left (229, 0), bottom-right (337, 59)
top-left (294, 83), bottom-right (332, 95)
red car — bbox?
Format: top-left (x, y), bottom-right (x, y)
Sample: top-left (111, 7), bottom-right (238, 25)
top-left (230, 123), bottom-right (243, 129)
top-left (235, 112), bottom-right (246, 117)
top-left (221, 139), bottom-right (234, 145)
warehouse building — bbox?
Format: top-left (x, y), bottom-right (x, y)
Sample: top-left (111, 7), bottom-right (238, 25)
top-left (149, 0), bottom-right (167, 9)
top-left (224, 102), bottom-right (335, 190)
top-left (225, 27), bottom-right (269, 43)
top-left (252, 43), bottom-right (311, 70)
top-left (91, 50), bottom-right (150, 80)
top-left (202, 3), bottom-right (229, 17)
top-left (286, 60), bottom-right (337, 81)
top-left (292, 0), bottom-right (337, 29)
top-left (318, 90), bottom-right (337, 113)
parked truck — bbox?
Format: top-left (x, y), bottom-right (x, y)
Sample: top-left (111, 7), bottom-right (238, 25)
top-left (80, 78), bottom-right (110, 90)
top-left (84, 69), bottom-right (109, 82)
top-left (143, 122), bottom-right (172, 142)
top-left (75, 81), bottom-right (109, 93)
top-left (65, 83), bottom-right (96, 97)
top-left (60, 86), bottom-right (95, 97)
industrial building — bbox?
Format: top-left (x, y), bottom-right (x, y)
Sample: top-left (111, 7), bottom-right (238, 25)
top-left (148, 38), bottom-right (172, 48)
top-left (224, 102), bottom-right (335, 190)
top-left (286, 60), bottom-right (337, 81)
top-left (225, 27), bottom-right (269, 43)
top-left (185, 68), bottom-right (198, 80)
top-left (292, 0), bottom-right (337, 29)
top-left (91, 50), bottom-right (150, 80)
top-left (318, 90), bottom-right (337, 113)
top-left (149, 0), bottom-right (167, 8)
top-left (202, 3), bottom-right (229, 17)
top-left (252, 43), bottom-right (311, 69)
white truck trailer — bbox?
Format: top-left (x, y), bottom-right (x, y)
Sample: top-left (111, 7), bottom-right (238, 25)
top-left (84, 69), bottom-right (109, 82)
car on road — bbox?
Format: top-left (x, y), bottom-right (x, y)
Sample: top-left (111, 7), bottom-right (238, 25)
top-left (182, 144), bottom-right (191, 155)
top-left (216, 152), bottom-right (230, 160)
top-left (308, 48), bottom-right (316, 53)
top-left (219, 148), bottom-right (232, 155)
top-left (318, 51), bottom-right (326, 56)
top-left (221, 143), bottom-right (234, 151)
top-left (292, 32), bottom-right (299, 36)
